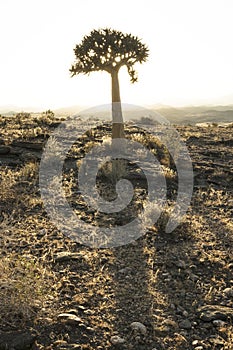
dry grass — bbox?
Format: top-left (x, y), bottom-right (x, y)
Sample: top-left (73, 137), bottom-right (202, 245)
top-left (0, 115), bottom-right (232, 349)
top-left (0, 253), bottom-right (57, 329)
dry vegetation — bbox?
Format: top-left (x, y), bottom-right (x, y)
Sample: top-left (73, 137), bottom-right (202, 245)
top-left (0, 113), bottom-right (232, 349)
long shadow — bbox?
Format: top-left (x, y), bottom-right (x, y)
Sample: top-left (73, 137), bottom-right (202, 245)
top-left (109, 238), bottom-right (158, 349)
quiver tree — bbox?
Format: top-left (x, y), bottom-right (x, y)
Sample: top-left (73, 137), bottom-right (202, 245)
top-left (70, 28), bottom-right (149, 139)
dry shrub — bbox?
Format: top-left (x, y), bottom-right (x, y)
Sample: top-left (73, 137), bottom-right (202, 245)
top-left (129, 132), bottom-right (174, 168)
top-left (0, 253), bottom-right (57, 329)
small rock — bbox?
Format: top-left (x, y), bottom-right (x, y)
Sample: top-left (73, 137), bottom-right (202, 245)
top-left (130, 322), bottom-right (147, 335)
top-left (223, 287), bottom-right (233, 297)
top-left (213, 319), bottom-right (226, 327)
top-left (54, 251), bottom-right (83, 262)
top-left (162, 319), bottom-right (178, 329)
top-left (176, 305), bottom-right (185, 314)
top-left (162, 272), bottom-right (170, 277)
top-left (66, 309), bottom-right (80, 316)
top-left (110, 335), bottom-right (126, 345)
top-left (179, 319), bottom-right (192, 329)
top-left (86, 326), bottom-right (95, 332)
top-left (57, 313), bottom-right (83, 325)
top-left (118, 267), bottom-right (131, 274)
top-left (77, 305), bottom-right (86, 311)
top-left (183, 310), bottom-right (189, 317)
top-left (197, 305), bottom-right (233, 321)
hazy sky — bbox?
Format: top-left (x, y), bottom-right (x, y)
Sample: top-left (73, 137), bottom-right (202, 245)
top-left (0, 0), bottom-right (233, 110)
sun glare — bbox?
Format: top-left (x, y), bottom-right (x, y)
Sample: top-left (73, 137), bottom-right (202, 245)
top-left (0, 0), bottom-right (232, 110)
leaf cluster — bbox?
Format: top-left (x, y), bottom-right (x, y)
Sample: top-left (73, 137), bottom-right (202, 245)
top-left (70, 28), bottom-right (149, 83)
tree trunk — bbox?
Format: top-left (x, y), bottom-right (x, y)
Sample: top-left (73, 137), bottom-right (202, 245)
top-left (111, 69), bottom-right (125, 139)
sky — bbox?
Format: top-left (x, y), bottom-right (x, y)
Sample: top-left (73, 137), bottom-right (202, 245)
top-left (0, 0), bottom-right (233, 110)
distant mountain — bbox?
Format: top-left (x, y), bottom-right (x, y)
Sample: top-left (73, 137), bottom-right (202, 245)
top-left (1, 103), bottom-right (233, 124)
top-left (54, 105), bottom-right (88, 116)
top-left (0, 105), bottom-right (44, 114)
top-left (56, 103), bottom-right (233, 124)
top-left (148, 105), bottom-right (233, 124)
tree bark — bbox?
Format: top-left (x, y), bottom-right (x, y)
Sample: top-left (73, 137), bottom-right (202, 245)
top-left (111, 69), bottom-right (125, 139)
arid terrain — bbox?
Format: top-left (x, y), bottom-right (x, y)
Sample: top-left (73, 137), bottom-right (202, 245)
top-left (0, 113), bottom-right (232, 350)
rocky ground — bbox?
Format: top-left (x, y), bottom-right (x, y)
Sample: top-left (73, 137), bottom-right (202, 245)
top-left (0, 113), bottom-right (233, 350)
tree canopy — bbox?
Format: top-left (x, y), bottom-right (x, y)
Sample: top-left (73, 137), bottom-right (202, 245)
top-left (70, 28), bottom-right (149, 83)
